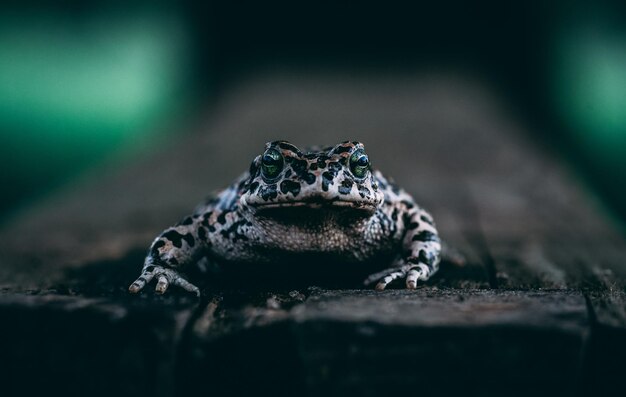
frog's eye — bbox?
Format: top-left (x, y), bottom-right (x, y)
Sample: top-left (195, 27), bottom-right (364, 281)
top-left (261, 148), bottom-right (284, 179)
top-left (350, 149), bottom-right (370, 178)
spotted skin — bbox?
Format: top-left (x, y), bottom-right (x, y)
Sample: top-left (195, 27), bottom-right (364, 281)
top-left (129, 140), bottom-right (441, 296)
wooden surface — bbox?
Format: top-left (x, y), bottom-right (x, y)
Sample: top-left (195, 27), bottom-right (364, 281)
top-left (0, 71), bottom-right (625, 396)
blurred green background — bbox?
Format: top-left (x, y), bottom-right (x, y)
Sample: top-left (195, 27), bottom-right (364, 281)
top-left (1, 1), bottom-right (625, 230)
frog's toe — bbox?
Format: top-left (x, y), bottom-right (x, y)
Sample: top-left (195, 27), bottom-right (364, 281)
top-left (405, 264), bottom-right (430, 289)
top-left (406, 269), bottom-right (419, 289)
top-left (129, 266), bottom-right (199, 297)
top-left (155, 275), bottom-right (170, 294)
top-left (170, 275), bottom-right (201, 297)
top-left (129, 272), bottom-right (155, 293)
top-left (374, 270), bottom-right (405, 291)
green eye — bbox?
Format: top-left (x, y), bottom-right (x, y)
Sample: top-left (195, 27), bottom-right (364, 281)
top-left (261, 148), bottom-right (284, 179)
top-left (350, 149), bottom-right (369, 178)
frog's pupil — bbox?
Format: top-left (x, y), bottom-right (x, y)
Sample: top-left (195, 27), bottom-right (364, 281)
top-left (357, 155), bottom-right (368, 166)
top-left (263, 155), bottom-right (278, 165)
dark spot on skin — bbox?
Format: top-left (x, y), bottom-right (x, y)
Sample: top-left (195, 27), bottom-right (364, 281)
top-left (391, 208), bottom-right (398, 221)
top-left (259, 184), bottom-right (278, 201)
top-left (202, 214), bottom-right (214, 227)
top-left (358, 185), bottom-right (371, 198)
top-left (169, 258), bottom-right (179, 266)
top-left (320, 162), bottom-right (341, 192)
top-left (420, 215), bottom-right (434, 225)
top-left (183, 233), bottom-right (196, 247)
top-left (198, 226), bottom-right (207, 242)
top-left (333, 145), bottom-right (352, 154)
top-left (220, 220), bottom-right (249, 243)
top-left (162, 230), bottom-right (185, 248)
top-left (288, 158), bottom-right (319, 186)
top-left (201, 211), bottom-right (213, 221)
top-left (317, 155), bottom-right (329, 169)
top-left (280, 180), bottom-right (301, 196)
top-left (304, 172), bottom-right (316, 185)
top-left (284, 169), bottom-right (292, 178)
top-left (401, 200), bottom-right (414, 209)
top-left (152, 240), bottom-right (165, 254)
top-left (352, 141), bottom-right (360, 145)
top-left (248, 181), bottom-right (259, 194)
top-left (327, 161), bottom-right (342, 172)
top-left (208, 224), bottom-right (216, 232)
top-left (177, 216), bottom-right (193, 226)
top-left (321, 172), bottom-right (334, 191)
top-left (309, 163), bottom-right (318, 171)
top-left (391, 182), bottom-right (401, 195)
top-left (163, 229), bottom-right (196, 249)
top-left (145, 266), bottom-right (155, 273)
top-left (408, 222), bottom-right (420, 230)
top-left (338, 179), bottom-right (353, 195)
top-left (291, 158), bottom-right (308, 174)
top-left (412, 231), bottom-right (440, 243)
top-left (304, 153), bottom-right (318, 159)
top-left (217, 212), bottom-right (228, 225)
top-left (419, 249), bottom-right (437, 268)
top-left (338, 157), bottom-right (347, 165)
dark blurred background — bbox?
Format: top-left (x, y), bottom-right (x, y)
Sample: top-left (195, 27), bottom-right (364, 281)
top-left (1, 0), bottom-right (625, 230)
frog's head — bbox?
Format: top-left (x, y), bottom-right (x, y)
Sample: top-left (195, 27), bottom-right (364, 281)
top-left (239, 140), bottom-right (384, 215)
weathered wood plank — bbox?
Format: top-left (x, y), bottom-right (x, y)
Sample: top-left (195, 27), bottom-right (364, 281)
top-left (0, 71), bottom-right (625, 396)
top-left (0, 292), bottom-right (193, 397)
top-left (292, 289), bottom-right (588, 397)
top-left (582, 276), bottom-right (626, 396)
top-left (176, 289), bottom-right (588, 396)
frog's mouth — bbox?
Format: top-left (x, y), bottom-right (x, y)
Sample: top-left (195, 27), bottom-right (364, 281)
top-left (252, 199), bottom-right (377, 213)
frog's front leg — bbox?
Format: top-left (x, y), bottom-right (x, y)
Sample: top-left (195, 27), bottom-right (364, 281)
top-left (129, 215), bottom-right (209, 296)
top-left (365, 207), bottom-right (441, 290)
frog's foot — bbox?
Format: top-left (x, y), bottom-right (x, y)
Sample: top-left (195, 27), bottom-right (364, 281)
top-left (364, 264), bottom-right (430, 291)
top-left (129, 265), bottom-right (200, 297)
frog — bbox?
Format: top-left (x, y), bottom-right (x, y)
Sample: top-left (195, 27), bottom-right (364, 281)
top-left (128, 140), bottom-right (441, 296)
